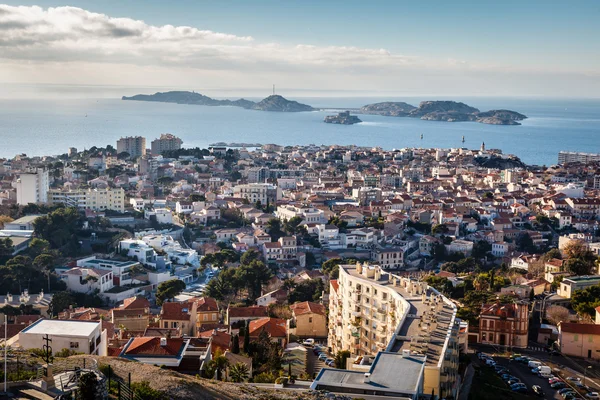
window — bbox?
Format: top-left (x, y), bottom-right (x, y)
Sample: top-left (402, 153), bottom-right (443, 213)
top-left (489, 321), bottom-right (494, 329)
top-left (212, 314), bottom-right (217, 321)
top-left (482, 320), bottom-right (487, 328)
top-left (574, 334), bottom-right (579, 341)
top-left (482, 333), bottom-right (487, 340)
top-left (489, 334), bottom-right (494, 342)
top-left (309, 317), bottom-right (313, 323)
top-left (70, 342), bottom-right (79, 349)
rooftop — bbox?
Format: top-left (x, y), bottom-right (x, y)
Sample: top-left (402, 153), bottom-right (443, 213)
top-left (20, 319), bottom-right (99, 337)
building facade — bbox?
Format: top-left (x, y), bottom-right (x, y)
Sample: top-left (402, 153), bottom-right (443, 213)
top-left (117, 136), bottom-right (146, 158)
top-left (478, 301), bottom-right (529, 348)
top-left (48, 188), bottom-right (125, 212)
top-left (15, 168), bottom-right (49, 205)
top-left (151, 133), bottom-right (183, 155)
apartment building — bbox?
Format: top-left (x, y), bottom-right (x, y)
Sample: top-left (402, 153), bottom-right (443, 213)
top-left (558, 151), bottom-right (600, 164)
top-left (117, 136), bottom-right (146, 158)
top-left (15, 168), bottom-right (49, 205)
top-left (371, 247), bottom-right (404, 270)
top-left (151, 133), bottom-right (182, 155)
top-left (329, 263), bottom-right (460, 399)
top-left (47, 187), bottom-right (125, 212)
top-left (233, 183), bottom-right (281, 205)
top-left (275, 204), bottom-right (325, 224)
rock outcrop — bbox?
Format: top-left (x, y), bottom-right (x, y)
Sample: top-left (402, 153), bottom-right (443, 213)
top-left (359, 100), bottom-right (527, 125)
top-left (324, 111), bottom-right (362, 125)
top-left (252, 95), bottom-right (314, 112)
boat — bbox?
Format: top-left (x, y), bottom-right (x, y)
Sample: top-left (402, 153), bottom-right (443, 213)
top-left (420, 133), bottom-right (423, 139)
top-left (462, 135), bottom-right (465, 142)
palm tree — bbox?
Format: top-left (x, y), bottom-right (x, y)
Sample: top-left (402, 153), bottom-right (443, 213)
top-left (229, 362), bottom-right (249, 383)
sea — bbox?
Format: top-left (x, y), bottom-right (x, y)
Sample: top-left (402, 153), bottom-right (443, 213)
top-left (0, 85), bottom-right (598, 166)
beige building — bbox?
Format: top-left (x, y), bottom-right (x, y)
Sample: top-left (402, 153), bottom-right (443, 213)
top-left (558, 322), bottom-right (600, 360)
top-left (151, 133), bottom-right (182, 155)
top-left (160, 301), bottom-right (198, 336)
top-left (15, 168), bottom-right (49, 205)
top-left (329, 263), bottom-right (460, 399)
top-left (48, 187), bottom-right (125, 212)
top-left (289, 301), bottom-right (327, 339)
top-left (111, 296), bottom-right (150, 332)
top-left (117, 136), bottom-right (146, 158)
top-left (557, 275), bottom-right (600, 299)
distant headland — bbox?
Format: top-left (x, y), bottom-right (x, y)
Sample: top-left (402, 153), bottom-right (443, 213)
top-left (122, 91), bottom-right (314, 112)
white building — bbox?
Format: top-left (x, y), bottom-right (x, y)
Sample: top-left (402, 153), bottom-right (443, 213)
top-left (15, 168), bottom-right (49, 205)
top-left (275, 204), bottom-right (325, 224)
top-left (120, 239), bottom-right (158, 264)
top-left (61, 267), bottom-right (114, 294)
top-left (48, 188), bottom-right (125, 212)
top-left (18, 319), bottom-right (107, 356)
top-left (233, 183), bottom-right (281, 205)
top-left (76, 256), bottom-right (139, 287)
top-left (145, 208), bottom-right (173, 225)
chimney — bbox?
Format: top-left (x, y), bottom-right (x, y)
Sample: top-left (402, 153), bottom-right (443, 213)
top-left (356, 263), bottom-right (363, 274)
top-left (402, 349), bottom-right (411, 358)
top-left (363, 373), bottom-right (371, 383)
top-left (160, 337), bottom-right (167, 346)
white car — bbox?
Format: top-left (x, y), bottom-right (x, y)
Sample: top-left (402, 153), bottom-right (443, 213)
top-left (302, 338), bottom-right (315, 347)
top-left (586, 393), bottom-right (600, 399)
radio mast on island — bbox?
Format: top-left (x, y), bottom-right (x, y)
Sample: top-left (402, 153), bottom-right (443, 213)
top-left (273, 84), bottom-right (275, 95)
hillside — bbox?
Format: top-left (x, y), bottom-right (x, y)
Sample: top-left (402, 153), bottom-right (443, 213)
top-left (359, 101), bottom-right (416, 116)
top-left (86, 356), bottom-right (348, 400)
top-left (252, 95), bottom-right (314, 112)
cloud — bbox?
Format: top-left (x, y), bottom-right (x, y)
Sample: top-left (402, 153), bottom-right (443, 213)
top-left (0, 4), bottom-right (462, 75)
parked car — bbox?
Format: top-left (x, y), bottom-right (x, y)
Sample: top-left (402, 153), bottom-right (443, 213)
top-left (559, 388), bottom-right (575, 395)
top-left (302, 338), bottom-right (315, 347)
top-left (517, 357), bottom-right (531, 364)
top-left (549, 378), bottom-right (563, 384)
top-left (586, 393), bottom-right (600, 399)
top-left (509, 353), bottom-right (522, 360)
top-left (532, 385), bottom-right (544, 397)
top-left (485, 359), bottom-right (496, 367)
top-left (318, 353), bottom-right (328, 361)
top-left (566, 376), bottom-right (581, 382)
top-left (551, 382), bottom-right (567, 389)
top-left (511, 383), bottom-right (527, 393)
top-left (502, 374), bottom-right (518, 382)
top-left (508, 378), bottom-right (521, 386)
top-left (325, 358), bottom-right (335, 366)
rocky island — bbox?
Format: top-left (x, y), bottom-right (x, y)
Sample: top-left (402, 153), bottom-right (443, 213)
top-left (324, 111), bottom-right (362, 125)
top-left (359, 100), bottom-right (527, 125)
top-left (122, 91), bottom-right (314, 112)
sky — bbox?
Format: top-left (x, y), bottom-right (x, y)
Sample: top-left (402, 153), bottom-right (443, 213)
top-left (0, 0), bottom-right (599, 97)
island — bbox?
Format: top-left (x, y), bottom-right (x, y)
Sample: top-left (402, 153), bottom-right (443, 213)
top-left (122, 91), bottom-right (314, 112)
top-left (324, 111), bottom-right (362, 125)
top-left (359, 100), bottom-right (527, 125)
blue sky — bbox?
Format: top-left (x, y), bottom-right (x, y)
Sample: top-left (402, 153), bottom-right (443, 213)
top-left (1, 1), bottom-right (599, 96)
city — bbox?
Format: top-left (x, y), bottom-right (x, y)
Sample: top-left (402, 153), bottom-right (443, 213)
top-left (0, 135), bottom-right (599, 399)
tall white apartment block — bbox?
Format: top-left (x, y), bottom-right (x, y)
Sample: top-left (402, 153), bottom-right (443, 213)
top-left (117, 136), bottom-right (146, 158)
top-left (15, 168), bottom-right (49, 205)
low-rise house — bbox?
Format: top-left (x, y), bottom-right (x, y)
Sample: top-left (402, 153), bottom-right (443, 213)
top-left (119, 337), bottom-right (190, 367)
top-left (478, 300), bottom-right (529, 348)
top-left (289, 301), bottom-right (327, 339)
top-left (226, 305), bottom-right (268, 327)
top-left (248, 317), bottom-right (287, 347)
top-left (61, 267), bottom-right (114, 294)
top-left (256, 289), bottom-right (287, 307)
top-left (371, 247), bottom-right (404, 270)
top-left (558, 322), bottom-right (600, 360)
top-left (111, 296), bottom-right (150, 332)
top-left (445, 239), bottom-right (474, 256)
top-left (500, 285), bottom-right (532, 299)
top-left (160, 301), bottom-right (198, 336)
top-left (557, 275), bottom-right (600, 299)
top-left (194, 297), bottom-right (219, 329)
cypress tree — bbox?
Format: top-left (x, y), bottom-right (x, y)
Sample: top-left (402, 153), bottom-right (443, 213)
top-left (243, 320), bottom-right (251, 351)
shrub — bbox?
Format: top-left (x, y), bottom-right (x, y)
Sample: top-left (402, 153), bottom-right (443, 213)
top-left (252, 372), bottom-right (277, 383)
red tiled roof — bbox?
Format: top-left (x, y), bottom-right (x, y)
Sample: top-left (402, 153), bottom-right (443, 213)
top-left (330, 280), bottom-right (339, 293)
top-left (560, 323), bottom-right (600, 335)
top-left (227, 306), bottom-right (268, 319)
top-left (122, 296), bottom-right (150, 310)
top-left (14, 315), bottom-right (41, 325)
top-left (249, 317), bottom-right (287, 338)
top-left (290, 301), bottom-right (326, 316)
top-left (161, 302), bottom-right (193, 321)
top-left (124, 337), bottom-right (185, 356)
top-left (194, 297), bottom-right (218, 312)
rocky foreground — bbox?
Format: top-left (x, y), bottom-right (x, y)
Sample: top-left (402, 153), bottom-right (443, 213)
top-left (122, 91), bottom-right (314, 112)
top-left (360, 100), bottom-right (527, 125)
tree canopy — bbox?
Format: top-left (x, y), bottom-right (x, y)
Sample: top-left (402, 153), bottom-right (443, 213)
top-left (156, 279), bottom-right (186, 306)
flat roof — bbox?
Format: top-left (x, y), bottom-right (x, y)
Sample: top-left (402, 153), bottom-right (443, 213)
top-left (314, 353), bottom-right (424, 395)
top-left (9, 215), bottom-right (44, 224)
top-left (84, 259), bottom-right (136, 267)
top-left (21, 319), bottom-right (99, 337)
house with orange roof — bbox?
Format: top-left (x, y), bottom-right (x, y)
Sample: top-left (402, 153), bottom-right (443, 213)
top-left (111, 295), bottom-right (150, 332)
top-left (248, 317), bottom-right (287, 347)
top-left (193, 297), bottom-right (219, 329)
top-left (226, 305), bottom-right (268, 327)
top-left (160, 301), bottom-right (198, 336)
top-left (289, 301), bottom-right (327, 339)
top-left (119, 336), bottom-right (190, 367)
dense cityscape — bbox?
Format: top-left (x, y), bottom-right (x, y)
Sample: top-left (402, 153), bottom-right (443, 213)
top-left (0, 134), bottom-right (599, 399)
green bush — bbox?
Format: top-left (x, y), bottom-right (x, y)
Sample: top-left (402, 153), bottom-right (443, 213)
top-left (130, 381), bottom-right (167, 400)
top-left (252, 372), bottom-right (277, 383)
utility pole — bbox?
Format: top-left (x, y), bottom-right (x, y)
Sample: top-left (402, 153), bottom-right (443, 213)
top-left (273, 84), bottom-right (275, 96)
top-left (4, 314), bottom-right (7, 394)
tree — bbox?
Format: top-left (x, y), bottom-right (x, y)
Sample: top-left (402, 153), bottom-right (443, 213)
top-left (266, 218), bottom-right (284, 241)
top-left (76, 372), bottom-right (99, 400)
top-left (240, 249), bottom-right (261, 265)
top-left (0, 215), bottom-right (13, 229)
top-left (29, 238), bottom-right (50, 257)
top-left (229, 362), bottom-right (249, 382)
top-left (546, 305), bottom-right (570, 325)
top-left (431, 224), bottom-right (448, 236)
top-left (49, 291), bottom-right (76, 316)
top-left (156, 279), bottom-right (186, 305)
top-left (0, 238), bottom-right (14, 258)
top-left (33, 207), bottom-right (82, 250)
top-left (334, 350), bottom-right (351, 369)
top-left (565, 257), bottom-right (594, 276)
top-left (562, 240), bottom-right (588, 260)
top-left (283, 216), bottom-right (303, 235)
top-left (243, 320), bottom-right (250, 352)
top-left (515, 232), bottom-right (536, 253)
top-left (231, 334), bottom-right (240, 354)
top-left (234, 260), bottom-right (273, 301)
top-left (571, 284), bottom-right (600, 318)
top-left (543, 248), bottom-right (562, 261)
top-left (211, 351), bottom-right (230, 381)
top-left (472, 241), bottom-right (492, 259)
top-left (34, 253), bottom-right (56, 291)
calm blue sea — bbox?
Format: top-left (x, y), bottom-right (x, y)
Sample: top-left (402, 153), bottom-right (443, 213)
top-left (0, 93), bottom-right (598, 165)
